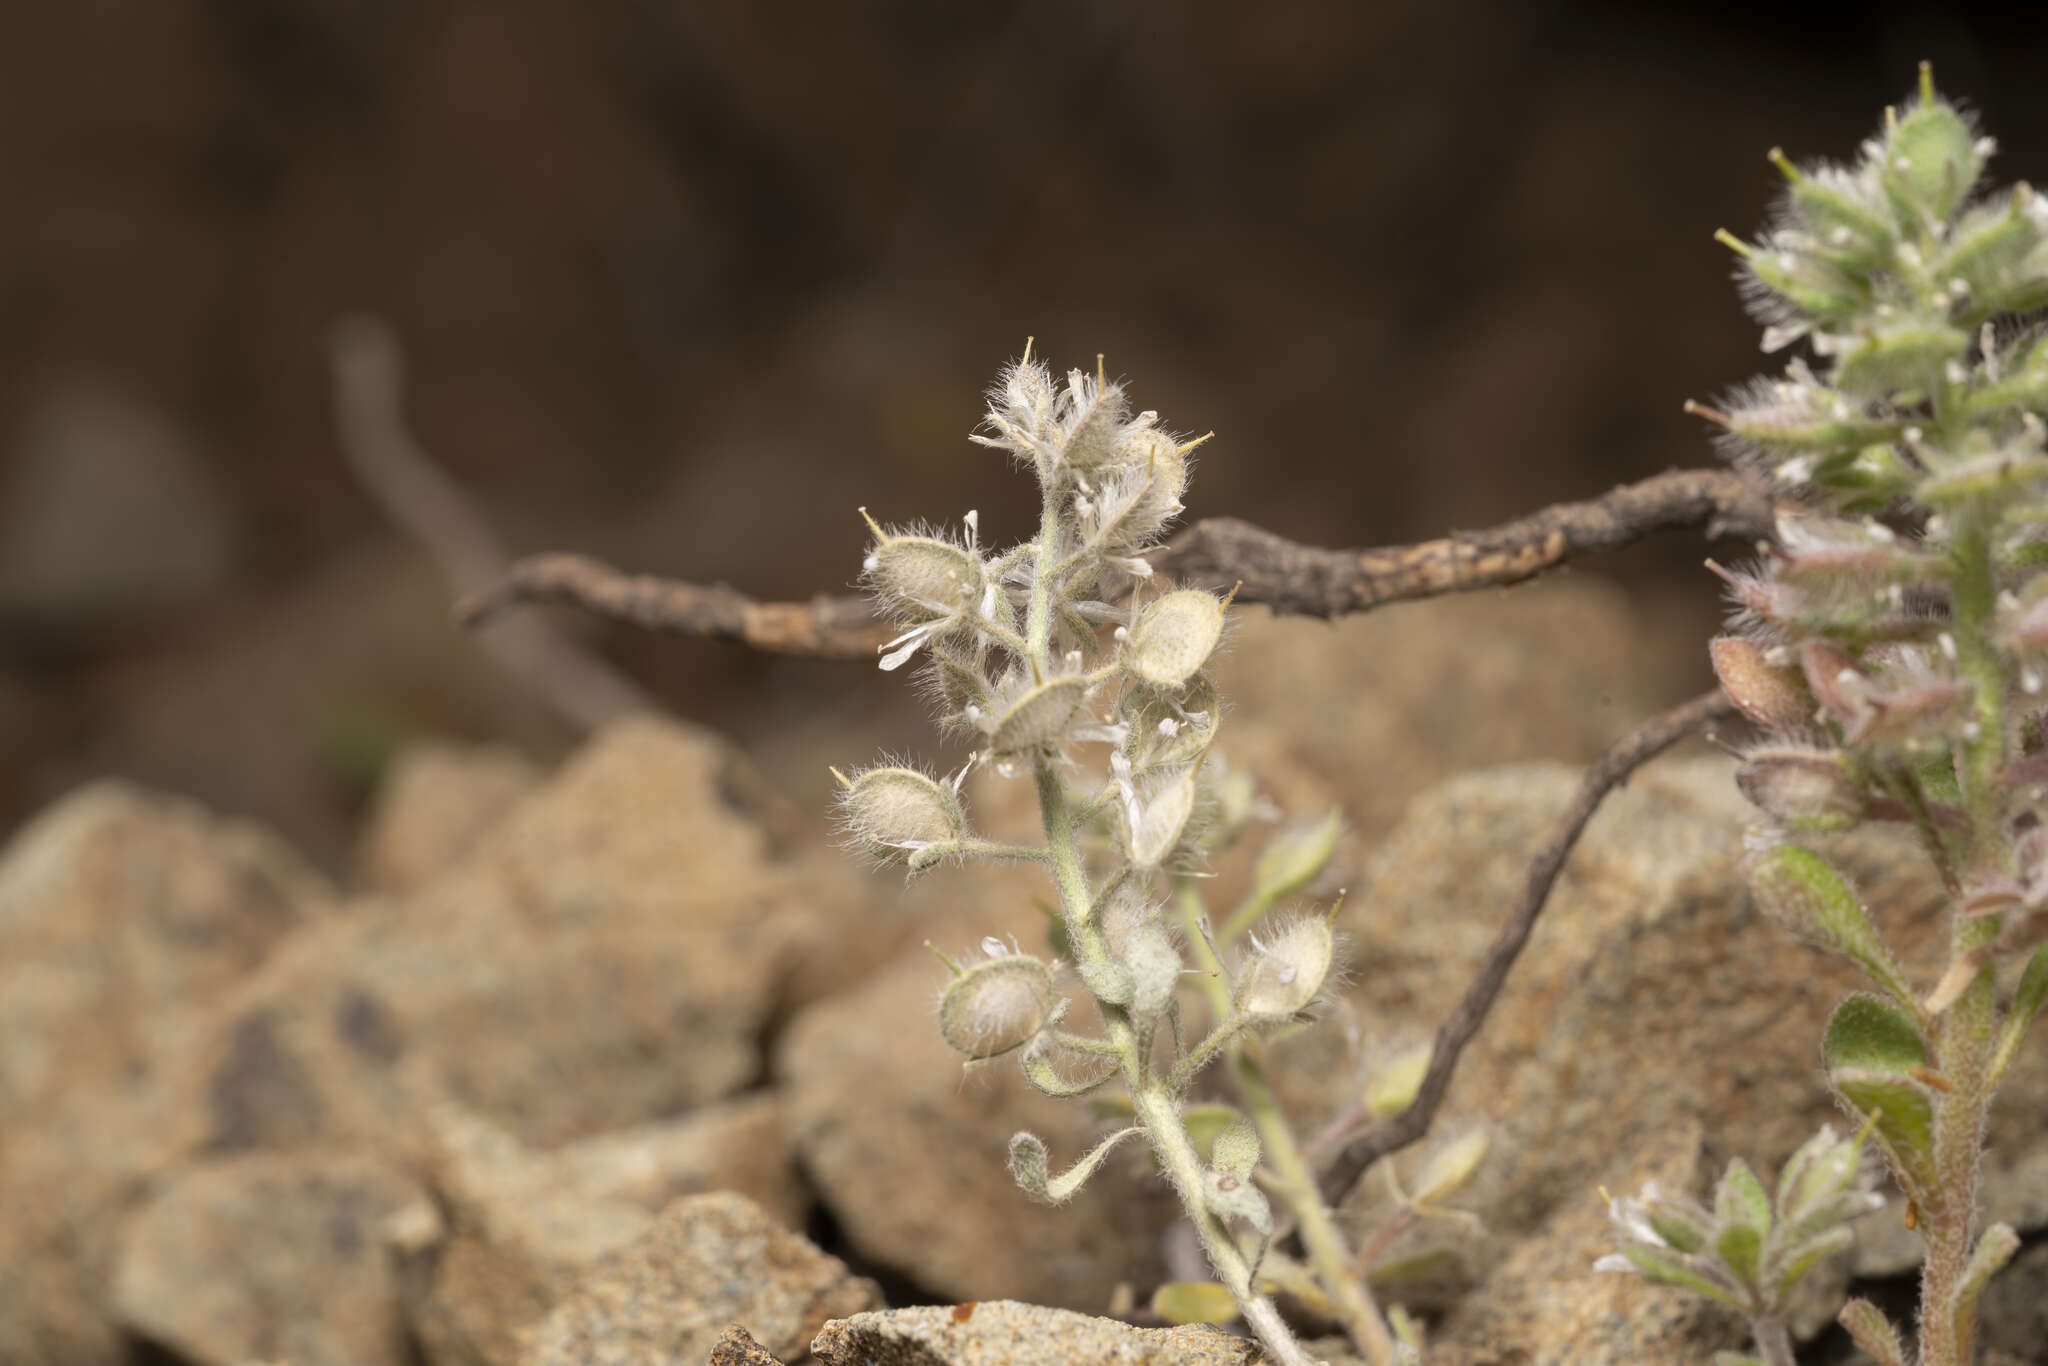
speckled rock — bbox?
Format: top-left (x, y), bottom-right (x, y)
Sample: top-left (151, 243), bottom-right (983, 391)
top-left (707, 1324), bottom-right (789, 1365)
top-left (778, 896), bottom-right (1175, 1312)
top-left (808, 1302), bottom-right (1263, 1366)
top-left (1212, 579), bottom-right (1661, 847)
top-left (355, 741), bottom-right (541, 893)
top-left (0, 780), bottom-right (334, 1126)
top-left (396, 1094), bottom-right (805, 1366)
top-left (1269, 756), bottom-right (2048, 1353)
top-left (108, 1150), bottom-right (431, 1366)
top-left (518, 1192), bottom-right (881, 1366)
top-left (1426, 1124), bottom-right (1744, 1366)
top-left (0, 782), bottom-right (334, 1366)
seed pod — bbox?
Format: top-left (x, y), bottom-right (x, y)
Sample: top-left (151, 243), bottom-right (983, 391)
top-left (1235, 915), bottom-right (1335, 1019)
top-left (986, 676), bottom-right (1093, 755)
top-left (1098, 430), bottom-right (1188, 550)
top-left (840, 766), bottom-right (964, 861)
top-left (1128, 590), bottom-right (1226, 689)
top-left (866, 530), bottom-right (981, 621)
top-left (938, 953), bottom-right (1056, 1058)
top-left (1735, 747), bottom-right (1866, 832)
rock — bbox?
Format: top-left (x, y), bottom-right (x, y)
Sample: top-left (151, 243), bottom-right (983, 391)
top-left (707, 1325), bottom-right (789, 1365)
top-left (0, 780), bottom-right (334, 1126)
top-left (0, 782), bottom-right (334, 1366)
top-left (1211, 580), bottom-right (1663, 848)
top-left (397, 1093), bottom-right (806, 1366)
top-left (1425, 1124), bottom-right (1744, 1366)
top-left (1268, 756), bottom-right (2048, 1352)
top-left (185, 716), bottom-right (845, 1156)
top-left (778, 898), bottom-right (1175, 1311)
top-left (108, 1150), bottom-right (431, 1366)
top-left (519, 1192), bottom-right (881, 1366)
top-left (355, 741), bottom-right (541, 893)
top-left (807, 1302), bottom-right (1263, 1366)
top-left (0, 377), bottom-right (242, 626)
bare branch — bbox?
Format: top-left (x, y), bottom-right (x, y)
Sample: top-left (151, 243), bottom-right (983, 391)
top-left (330, 316), bottom-right (658, 730)
top-left (457, 468), bottom-right (1776, 656)
top-left (1151, 468), bottom-right (1774, 617)
top-left (1315, 689), bottom-right (1740, 1207)
top-left (456, 553), bottom-right (893, 658)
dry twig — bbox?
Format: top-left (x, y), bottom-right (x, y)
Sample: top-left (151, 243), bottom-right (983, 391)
top-left (1315, 689), bottom-right (1740, 1206)
top-left (458, 467), bottom-right (1775, 652)
top-left (330, 317), bottom-right (658, 729)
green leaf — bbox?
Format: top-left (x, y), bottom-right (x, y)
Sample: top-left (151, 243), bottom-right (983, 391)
top-left (1252, 810), bottom-right (1341, 907)
top-left (1747, 848), bottom-right (1918, 1007)
top-left (1714, 1222), bottom-right (1764, 1291)
top-left (1991, 942), bottom-right (2048, 1084)
top-left (1950, 1223), bottom-right (2020, 1347)
top-left (1822, 992), bottom-right (1928, 1074)
top-left (1828, 1069), bottom-right (1938, 1192)
top-left (1838, 1297), bottom-right (1909, 1366)
top-left (1774, 1224), bottom-right (1854, 1297)
top-left (1150, 1281), bottom-right (1239, 1326)
top-left (1208, 1116), bottom-right (1261, 1181)
top-left (1717, 1157), bottom-right (1772, 1234)
top-left (1620, 1244), bottom-right (1742, 1308)
top-left (1007, 1126), bottom-right (1142, 1204)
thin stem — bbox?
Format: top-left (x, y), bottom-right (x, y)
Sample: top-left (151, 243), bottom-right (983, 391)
top-left (1916, 512), bottom-right (2005, 1366)
top-left (1038, 765), bottom-right (1315, 1366)
top-left (1749, 1315), bottom-right (1796, 1366)
top-left (1175, 879), bottom-right (1396, 1366)
top-left (956, 838), bottom-right (1052, 865)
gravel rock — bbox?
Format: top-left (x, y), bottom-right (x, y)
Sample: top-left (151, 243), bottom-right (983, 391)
top-left (355, 741), bottom-right (541, 893)
top-left (808, 1301), bottom-right (1263, 1366)
top-left (519, 1192), bottom-right (880, 1366)
top-left (109, 1151), bottom-right (431, 1366)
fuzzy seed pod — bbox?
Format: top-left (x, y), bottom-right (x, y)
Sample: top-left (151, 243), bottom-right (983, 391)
top-left (1097, 430), bottom-right (1188, 550)
top-left (1128, 590), bottom-right (1226, 689)
top-left (985, 675), bottom-right (1093, 755)
top-left (1735, 747), bottom-right (1867, 831)
top-left (1235, 915), bottom-right (1335, 1019)
top-left (938, 952), bottom-right (1056, 1058)
top-left (840, 766), bottom-right (965, 861)
top-left (865, 527), bottom-right (981, 622)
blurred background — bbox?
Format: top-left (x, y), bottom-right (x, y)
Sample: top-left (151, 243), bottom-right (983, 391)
top-left (4, 0), bottom-right (2047, 870)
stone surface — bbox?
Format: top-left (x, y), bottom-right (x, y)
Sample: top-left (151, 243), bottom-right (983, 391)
top-left (1267, 755), bottom-right (2048, 1351)
top-left (708, 1325), bottom-right (790, 1366)
top-left (109, 1150), bottom-right (430, 1366)
top-left (518, 1191), bottom-right (881, 1366)
top-left (355, 740), bottom-right (542, 893)
top-left (396, 1093), bottom-right (806, 1366)
top-left (808, 1302), bottom-right (1263, 1366)
top-left (0, 780), bottom-right (334, 1126)
top-left (1212, 580), bottom-right (1662, 848)
top-left (0, 782), bottom-right (334, 1366)
top-left (1426, 1124), bottom-right (1744, 1366)
top-left (779, 896), bottom-right (1176, 1312)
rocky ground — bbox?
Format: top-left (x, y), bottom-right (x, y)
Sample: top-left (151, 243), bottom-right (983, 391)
top-left (2, 580), bottom-right (2043, 1366)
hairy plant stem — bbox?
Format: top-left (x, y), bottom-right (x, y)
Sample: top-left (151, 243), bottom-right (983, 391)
top-left (1020, 494), bottom-right (1315, 1366)
top-left (1749, 1315), bottom-right (1795, 1366)
top-left (1035, 763), bottom-right (1314, 1366)
top-left (1176, 881), bottom-right (1396, 1366)
top-left (1917, 513), bottom-right (2005, 1366)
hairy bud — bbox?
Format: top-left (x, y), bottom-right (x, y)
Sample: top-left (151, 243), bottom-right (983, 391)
top-left (1128, 590), bottom-right (1227, 688)
top-left (838, 765), bottom-right (965, 862)
top-left (938, 950), bottom-right (1056, 1058)
top-left (1735, 747), bottom-right (1866, 831)
top-left (1235, 914), bottom-right (1335, 1019)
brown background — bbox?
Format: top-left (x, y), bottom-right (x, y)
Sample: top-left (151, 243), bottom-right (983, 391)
top-left (4, 0), bottom-right (2045, 867)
